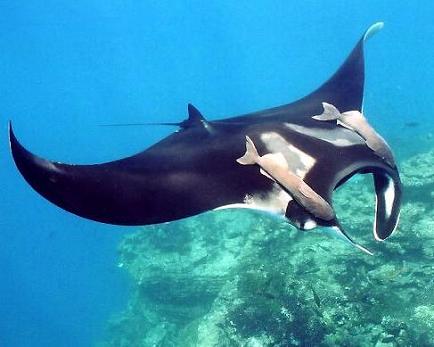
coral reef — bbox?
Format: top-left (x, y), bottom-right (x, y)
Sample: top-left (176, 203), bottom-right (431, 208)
top-left (97, 149), bottom-right (434, 347)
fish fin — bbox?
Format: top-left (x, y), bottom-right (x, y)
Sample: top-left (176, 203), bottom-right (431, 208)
top-left (237, 136), bottom-right (259, 165)
top-left (313, 102), bottom-right (341, 121)
top-left (187, 103), bottom-right (204, 122)
top-left (179, 104), bottom-right (211, 130)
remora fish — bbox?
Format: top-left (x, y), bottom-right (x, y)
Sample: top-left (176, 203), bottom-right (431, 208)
top-left (9, 22), bottom-right (401, 254)
top-left (237, 135), bottom-right (335, 221)
top-left (313, 102), bottom-right (396, 167)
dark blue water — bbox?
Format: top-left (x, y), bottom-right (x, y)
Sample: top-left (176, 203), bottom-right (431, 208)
top-left (1, 1), bottom-right (433, 346)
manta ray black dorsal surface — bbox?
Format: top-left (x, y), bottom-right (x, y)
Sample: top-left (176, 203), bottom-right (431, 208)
top-left (9, 22), bottom-right (402, 251)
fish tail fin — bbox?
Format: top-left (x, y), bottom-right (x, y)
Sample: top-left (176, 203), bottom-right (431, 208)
top-left (237, 136), bottom-right (259, 165)
top-left (313, 102), bottom-right (341, 121)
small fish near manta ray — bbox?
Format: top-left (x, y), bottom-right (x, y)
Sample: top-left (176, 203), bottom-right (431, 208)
top-left (9, 22), bottom-right (402, 255)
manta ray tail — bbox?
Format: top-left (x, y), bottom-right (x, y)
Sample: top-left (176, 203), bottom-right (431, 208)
top-left (99, 121), bottom-right (181, 127)
top-left (99, 104), bottom-right (207, 129)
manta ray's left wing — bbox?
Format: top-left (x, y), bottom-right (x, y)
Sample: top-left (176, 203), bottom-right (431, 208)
top-left (9, 119), bottom-right (266, 225)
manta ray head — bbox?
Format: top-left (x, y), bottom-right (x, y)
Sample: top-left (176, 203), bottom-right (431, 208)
top-left (254, 117), bottom-right (402, 255)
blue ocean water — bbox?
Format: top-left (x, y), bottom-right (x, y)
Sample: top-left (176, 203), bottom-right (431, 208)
top-left (0, 1), bottom-right (433, 346)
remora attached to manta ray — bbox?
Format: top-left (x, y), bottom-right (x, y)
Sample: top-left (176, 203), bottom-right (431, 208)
top-left (236, 135), bottom-right (335, 222)
top-left (9, 22), bottom-right (402, 254)
top-left (313, 102), bottom-right (396, 167)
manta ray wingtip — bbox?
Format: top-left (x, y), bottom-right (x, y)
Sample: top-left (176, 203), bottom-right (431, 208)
top-left (8, 121), bottom-right (18, 149)
top-left (363, 22), bottom-right (384, 42)
top-left (8, 120), bottom-right (13, 134)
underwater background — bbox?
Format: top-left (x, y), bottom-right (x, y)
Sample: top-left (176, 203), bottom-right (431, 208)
top-left (1, 1), bottom-right (434, 346)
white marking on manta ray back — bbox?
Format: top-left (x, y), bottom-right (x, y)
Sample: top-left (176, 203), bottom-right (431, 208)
top-left (284, 123), bottom-right (363, 147)
top-left (259, 132), bottom-right (316, 179)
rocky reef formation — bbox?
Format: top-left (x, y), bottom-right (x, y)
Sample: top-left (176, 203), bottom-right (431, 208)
top-left (97, 148), bottom-right (434, 347)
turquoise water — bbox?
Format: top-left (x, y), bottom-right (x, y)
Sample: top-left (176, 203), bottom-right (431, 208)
top-left (1, 1), bottom-right (434, 346)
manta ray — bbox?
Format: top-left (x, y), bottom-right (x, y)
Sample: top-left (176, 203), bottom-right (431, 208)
top-left (9, 22), bottom-right (402, 254)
